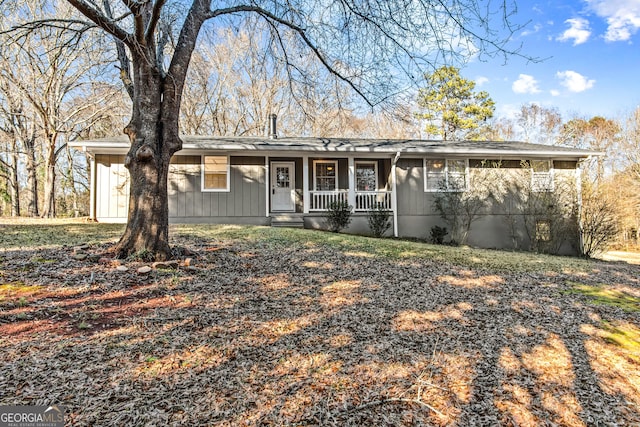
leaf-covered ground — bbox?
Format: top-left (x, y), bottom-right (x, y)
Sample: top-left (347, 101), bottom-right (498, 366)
top-left (1, 220), bottom-right (639, 426)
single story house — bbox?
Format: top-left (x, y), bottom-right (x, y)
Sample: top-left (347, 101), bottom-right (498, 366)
top-left (71, 128), bottom-right (597, 253)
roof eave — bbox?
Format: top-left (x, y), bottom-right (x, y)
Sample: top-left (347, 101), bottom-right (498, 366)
top-left (69, 138), bottom-right (599, 160)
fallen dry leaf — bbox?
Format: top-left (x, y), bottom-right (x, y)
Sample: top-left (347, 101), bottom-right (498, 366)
top-left (0, 225), bottom-right (638, 426)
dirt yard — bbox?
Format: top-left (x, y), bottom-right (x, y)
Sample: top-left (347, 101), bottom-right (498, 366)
top-left (0, 221), bottom-right (638, 426)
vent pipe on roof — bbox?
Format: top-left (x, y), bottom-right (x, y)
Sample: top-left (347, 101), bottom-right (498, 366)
top-left (268, 114), bottom-right (277, 139)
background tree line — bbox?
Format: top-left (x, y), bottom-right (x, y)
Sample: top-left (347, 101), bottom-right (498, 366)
top-left (0, 4), bottom-right (412, 220)
top-left (0, 1), bottom-right (638, 252)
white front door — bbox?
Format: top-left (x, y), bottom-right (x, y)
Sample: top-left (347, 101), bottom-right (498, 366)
top-left (271, 162), bottom-right (296, 212)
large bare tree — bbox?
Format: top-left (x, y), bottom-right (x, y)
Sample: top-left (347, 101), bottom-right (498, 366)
top-left (3, 0), bottom-right (120, 218)
top-left (517, 103), bottom-right (562, 145)
top-left (0, 82), bottom-right (26, 217)
top-left (621, 106), bottom-right (640, 181)
top-left (561, 116), bottom-right (620, 183)
top-left (180, 24), bottom-right (379, 138)
top-left (0, 12), bottom-right (41, 217)
top-left (28, 0), bottom-right (527, 259)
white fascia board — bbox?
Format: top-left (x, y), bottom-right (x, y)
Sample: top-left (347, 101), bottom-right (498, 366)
top-left (398, 146), bottom-right (599, 158)
top-left (186, 143), bottom-right (599, 159)
top-left (68, 141), bottom-right (129, 154)
top-left (69, 137), bottom-right (599, 160)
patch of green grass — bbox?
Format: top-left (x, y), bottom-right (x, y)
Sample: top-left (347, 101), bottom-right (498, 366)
top-left (0, 282), bottom-right (43, 303)
top-left (565, 282), bottom-right (640, 312)
top-left (2, 280), bottom-right (54, 308)
top-left (0, 220), bottom-right (124, 250)
top-left (77, 321), bottom-right (92, 330)
top-left (601, 321), bottom-right (640, 361)
top-left (29, 256), bottom-right (56, 264)
top-left (0, 221), bottom-right (596, 273)
top-left (174, 224), bottom-right (592, 273)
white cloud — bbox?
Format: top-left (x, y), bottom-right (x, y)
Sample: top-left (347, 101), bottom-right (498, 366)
top-left (556, 70), bottom-right (595, 92)
top-left (475, 76), bottom-right (489, 86)
top-left (587, 0), bottom-right (640, 42)
top-left (550, 89), bottom-right (561, 97)
top-left (557, 18), bottom-right (591, 45)
top-left (512, 74), bottom-right (541, 94)
top-left (521, 23), bottom-right (543, 37)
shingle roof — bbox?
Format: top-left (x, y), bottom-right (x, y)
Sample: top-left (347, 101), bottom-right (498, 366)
top-left (71, 135), bottom-right (600, 159)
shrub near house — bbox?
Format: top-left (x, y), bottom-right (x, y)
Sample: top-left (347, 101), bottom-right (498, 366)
top-left (433, 159), bottom-right (582, 254)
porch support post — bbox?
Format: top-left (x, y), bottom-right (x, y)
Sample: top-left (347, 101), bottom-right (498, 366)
top-left (265, 156), bottom-right (270, 217)
top-left (391, 152), bottom-right (400, 237)
top-left (89, 152), bottom-right (96, 221)
top-left (303, 155), bottom-right (310, 213)
top-left (348, 156), bottom-right (356, 209)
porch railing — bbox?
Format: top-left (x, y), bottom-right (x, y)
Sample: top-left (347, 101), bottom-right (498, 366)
top-left (309, 190), bottom-right (392, 212)
top-left (310, 190), bottom-right (348, 211)
top-left (355, 191), bottom-right (392, 211)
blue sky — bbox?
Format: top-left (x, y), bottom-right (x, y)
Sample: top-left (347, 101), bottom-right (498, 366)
top-left (462, 0), bottom-right (640, 120)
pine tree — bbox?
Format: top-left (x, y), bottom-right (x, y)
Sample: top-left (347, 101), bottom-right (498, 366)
top-left (417, 66), bottom-right (495, 140)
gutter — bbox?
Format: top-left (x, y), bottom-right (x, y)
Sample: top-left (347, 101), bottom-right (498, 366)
top-left (69, 138), bottom-right (600, 160)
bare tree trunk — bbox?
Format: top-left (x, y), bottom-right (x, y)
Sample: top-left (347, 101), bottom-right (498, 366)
top-left (41, 143), bottom-right (56, 218)
top-left (116, 151), bottom-right (172, 259)
top-left (114, 59), bottom-right (179, 260)
top-left (106, 0), bottom-right (208, 261)
top-left (65, 145), bottom-right (80, 217)
top-left (24, 137), bottom-right (39, 217)
top-left (9, 148), bottom-right (20, 216)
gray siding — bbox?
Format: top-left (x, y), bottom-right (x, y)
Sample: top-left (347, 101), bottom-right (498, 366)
top-left (93, 153), bottom-right (579, 253)
top-left (395, 158), bottom-right (580, 252)
top-left (169, 155), bottom-right (266, 220)
top-left (95, 154), bottom-right (266, 222)
top-left (396, 158), bottom-right (434, 216)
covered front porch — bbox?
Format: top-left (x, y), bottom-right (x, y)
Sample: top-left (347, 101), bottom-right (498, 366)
top-left (267, 155), bottom-right (398, 233)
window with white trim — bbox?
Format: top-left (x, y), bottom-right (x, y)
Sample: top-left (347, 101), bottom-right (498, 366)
top-left (424, 159), bottom-right (467, 191)
top-left (202, 155), bottom-right (230, 191)
top-left (530, 160), bottom-right (554, 192)
top-left (355, 161), bottom-right (377, 191)
top-left (314, 160), bottom-right (338, 191)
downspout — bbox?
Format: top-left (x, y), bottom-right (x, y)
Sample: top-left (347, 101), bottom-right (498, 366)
top-left (576, 158), bottom-right (585, 255)
top-left (391, 151), bottom-right (401, 237)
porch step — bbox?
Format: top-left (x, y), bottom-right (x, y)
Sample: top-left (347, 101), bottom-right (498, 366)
top-left (270, 213), bottom-right (305, 228)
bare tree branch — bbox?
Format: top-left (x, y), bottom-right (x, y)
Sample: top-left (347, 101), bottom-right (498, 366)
top-left (207, 4), bottom-right (377, 106)
top-left (102, 0), bottom-right (134, 99)
top-left (146, 0), bottom-right (166, 45)
top-left (65, 0), bottom-right (133, 47)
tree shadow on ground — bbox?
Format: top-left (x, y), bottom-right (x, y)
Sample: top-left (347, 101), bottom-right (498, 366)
top-left (0, 234), bottom-right (638, 426)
